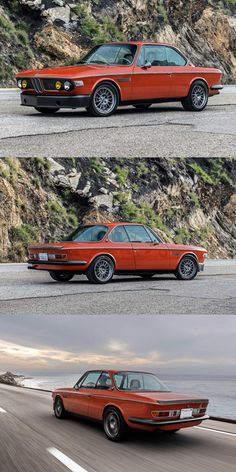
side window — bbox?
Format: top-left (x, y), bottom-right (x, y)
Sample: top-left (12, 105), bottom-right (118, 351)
top-left (137, 46), bottom-right (168, 67)
top-left (124, 225), bottom-right (152, 243)
top-left (96, 372), bottom-right (112, 390)
top-left (145, 226), bottom-right (162, 243)
top-left (81, 371), bottom-right (101, 388)
top-left (166, 47), bottom-right (186, 66)
top-left (109, 226), bottom-right (129, 243)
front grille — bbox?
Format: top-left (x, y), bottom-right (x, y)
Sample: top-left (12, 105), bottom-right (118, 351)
top-left (42, 78), bottom-right (58, 90)
top-left (31, 77), bottom-right (44, 93)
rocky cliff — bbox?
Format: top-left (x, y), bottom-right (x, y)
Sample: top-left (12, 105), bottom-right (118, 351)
top-left (0, 0), bottom-right (236, 86)
top-left (0, 371), bottom-right (25, 386)
top-left (0, 157), bottom-right (235, 261)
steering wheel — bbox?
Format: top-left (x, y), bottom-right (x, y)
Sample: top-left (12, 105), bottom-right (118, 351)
top-left (122, 57), bottom-right (132, 65)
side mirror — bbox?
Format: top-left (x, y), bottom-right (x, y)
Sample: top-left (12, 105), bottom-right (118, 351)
top-left (143, 61), bottom-right (152, 69)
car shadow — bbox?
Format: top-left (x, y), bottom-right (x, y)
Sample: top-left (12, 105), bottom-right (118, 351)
top-left (43, 275), bottom-right (178, 286)
top-left (28, 104), bottom-right (184, 119)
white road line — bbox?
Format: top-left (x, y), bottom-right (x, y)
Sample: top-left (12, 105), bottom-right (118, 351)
top-left (0, 407), bottom-right (7, 413)
top-left (195, 426), bottom-right (236, 437)
top-left (47, 448), bottom-right (88, 472)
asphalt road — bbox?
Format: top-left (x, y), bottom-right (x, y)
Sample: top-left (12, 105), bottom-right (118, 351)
top-left (0, 260), bottom-right (235, 315)
top-left (0, 383), bottom-right (236, 472)
top-left (0, 86), bottom-right (236, 157)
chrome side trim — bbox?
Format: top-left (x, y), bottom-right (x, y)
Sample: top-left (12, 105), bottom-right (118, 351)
top-left (128, 414), bottom-right (209, 426)
top-left (28, 246), bottom-right (65, 250)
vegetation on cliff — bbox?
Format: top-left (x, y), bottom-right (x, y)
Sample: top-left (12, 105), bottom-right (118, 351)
top-left (0, 158), bottom-right (235, 262)
top-left (0, 0), bottom-right (235, 86)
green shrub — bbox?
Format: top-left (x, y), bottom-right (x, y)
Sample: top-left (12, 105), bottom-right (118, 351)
top-left (115, 166), bottom-right (129, 186)
top-left (189, 163), bottom-right (214, 185)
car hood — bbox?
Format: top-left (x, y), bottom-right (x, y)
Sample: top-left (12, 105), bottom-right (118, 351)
top-left (16, 64), bottom-right (124, 79)
top-left (166, 244), bottom-right (207, 253)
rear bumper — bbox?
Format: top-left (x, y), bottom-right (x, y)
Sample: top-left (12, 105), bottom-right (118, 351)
top-left (128, 414), bottom-right (209, 427)
top-left (28, 260), bottom-right (87, 269)
top-left (20, 93), bottom-right (91, 109)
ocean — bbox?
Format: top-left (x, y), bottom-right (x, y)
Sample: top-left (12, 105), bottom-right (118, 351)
top-left (22, 374), bottom-right (236, 421)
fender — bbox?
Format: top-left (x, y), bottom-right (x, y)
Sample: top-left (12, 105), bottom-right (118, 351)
top-left (91, 78), bottom-right (123, 101)
top-left (174, 252), bottom-right (199, 270)
top-left (188, 77), bottom-right (209, 94)
top-left (88, 252), bottom-right (117, 269)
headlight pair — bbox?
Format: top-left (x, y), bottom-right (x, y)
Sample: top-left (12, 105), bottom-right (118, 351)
top-left (17, 79), bottom-right (28, 89)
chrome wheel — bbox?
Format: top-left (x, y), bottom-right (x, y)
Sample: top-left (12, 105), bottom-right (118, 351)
top-left (93, 85), bottom-right (117, 115)
top-left (179, 257), bottom-right (196, 279)
top-left (94, 258), bottom-right (113, 283)
top-left (104, 412), bottom-right (120, 439)
top-left (191, 84), bottom-right (207, 110)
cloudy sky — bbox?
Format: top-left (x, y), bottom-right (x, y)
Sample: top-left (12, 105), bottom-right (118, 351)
top-left (0, 315), bottom-right (235, 377)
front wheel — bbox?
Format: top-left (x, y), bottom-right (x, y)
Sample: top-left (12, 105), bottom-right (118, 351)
top-left (103, 408), bottom-right (127, 441)
top-left (86, 256), bottom-right (114, 284)
top-left (49, 271), bottom-right (75, 282)
top-left (174, 256), bottom-right (198, 280)
top-left (181, 80), bottom-right (208, 111)
top-left (35, 107), bottom-right (60, 114)
top-left (87, 82), bottom-right (119, 117)
top-left (54, 397), bottom-right (67, 419)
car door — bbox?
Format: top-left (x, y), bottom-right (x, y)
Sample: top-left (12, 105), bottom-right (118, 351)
top-left (132, 45), bottom-right (172, 100)
top-left (69, 371), bottom-right (102, 416)
top-left (165, 46), bottom-right (191, 98)
top-left (107, 225), bottom-right (135, 270)
top-left (88, 371), bottom-right (113, 420)
top-left (124, 225), bottom-right (170, 271)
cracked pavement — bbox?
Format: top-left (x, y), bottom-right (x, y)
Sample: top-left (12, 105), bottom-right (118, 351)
top-left (0, 86), bottom-right (236, 157)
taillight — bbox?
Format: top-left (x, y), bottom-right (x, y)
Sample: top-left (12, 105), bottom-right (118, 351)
top-left (151, 410), bottom-right (180, 419)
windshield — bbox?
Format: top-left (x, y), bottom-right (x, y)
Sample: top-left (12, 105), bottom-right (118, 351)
top-left (77, 44), bottom-right (137, 66)
top-left (64, 225), bottom-right (108, 242)
top-left (114, 372), bottom-right (170, 392)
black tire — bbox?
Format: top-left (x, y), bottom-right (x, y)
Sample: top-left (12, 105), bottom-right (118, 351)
top-left (181, 80), bottom-right (208, 111)
top-left (54, 396), bottom-right (67, 419)
top-left (35, 107), bottom-right (60, 114)
top-left (87, 82), bottom-right (119, 117)
top-left (86, 256), bottom-right (114, 284)
top-left (140, 274), bottom-right (155, 279)
top-left (133, 104), bottom-right (152, 109)
top-left (174, 256), bottom-right (198, 281)
top-left (49, 271), bottom-right (75, 282)
top-left (103, 408), bottom-right (127, 442)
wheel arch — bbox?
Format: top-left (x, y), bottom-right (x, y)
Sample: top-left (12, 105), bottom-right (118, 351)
top-left (88, 252), bottom-right (117, 269)
top-left (91, 79), bottom-right (122, 103)
top-left (102, 403), bottom-right (126, 423)
top-left (176, 252), bottom-right (199, 270)
top-left (188, 77), bottom-right (210, 95)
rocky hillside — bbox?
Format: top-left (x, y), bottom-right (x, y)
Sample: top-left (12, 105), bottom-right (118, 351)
top-left (0, 0), bottom-right (236, 86)
top-left (0, 371), bottom-right (25, 386)
top-left (0, 157), bottom-right (235, 261)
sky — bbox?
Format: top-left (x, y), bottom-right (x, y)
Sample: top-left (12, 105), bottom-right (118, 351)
top-left (0, 315), bottom-right (235, 377)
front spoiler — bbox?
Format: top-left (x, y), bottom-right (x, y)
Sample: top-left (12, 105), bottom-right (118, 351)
top-left (20, 93), bottom-right (91, 109)
top-left (128, 414), bottom-right (209, 427)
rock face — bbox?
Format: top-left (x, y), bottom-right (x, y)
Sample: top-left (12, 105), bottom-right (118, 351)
top-left (0, 158), bottom-right (235, 262)
top-left (0, 0), bottom-right (235, 85)
top-left (0, 371), bottom-right (24, 386)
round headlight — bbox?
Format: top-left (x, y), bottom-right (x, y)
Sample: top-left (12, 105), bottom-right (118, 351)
top-left (17, 79), bottom-right (22, 89)
top-left (64, 81), bottom-right (72, 91)
top-left (55, 81), bottom-right (62, 90)
top-left (22, 79), bottom-right (28, 89)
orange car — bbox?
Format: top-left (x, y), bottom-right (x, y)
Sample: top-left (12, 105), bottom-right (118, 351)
top-left (16, 41), bottom-right (223, 116)
top-left (28, 223), bottom-right (207, 283)
top-left (52, 370), bottom-right (209, 441)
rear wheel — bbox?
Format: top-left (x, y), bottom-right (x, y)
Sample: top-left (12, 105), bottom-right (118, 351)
top-left (87, 82), bottom-right (119, 117)
top-left (133, 103), bottom-right (152, 109)
top-left (54, 397), bottom-right (67, 419)
top-left (174, 256), bottom-right (198, 280)
top-left (140, 274), bottom-right (155, 279)
top-left (103, 408), bottom-right (127, 441)
top-left (181, 80), bottom-right (208, 111)
top-left (35, 107), bottom-right (60, 114)
top-left (86, 256), bottom-right (114, 284)
top-left (49, 271), bottom-right (75, 282)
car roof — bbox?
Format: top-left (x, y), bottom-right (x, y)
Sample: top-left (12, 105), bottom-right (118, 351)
top-left (84, 369), bottom-right (154, 375)
top-left (103, 41), bottom-right (175, 47)
top-left (83, 222), bottom-right (146, 228)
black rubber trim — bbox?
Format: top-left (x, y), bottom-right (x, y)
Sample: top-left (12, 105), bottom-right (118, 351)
top-left (128, 415), bottom-right (209, 426)
top-left (21, 94), bottom-right (91, 108)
